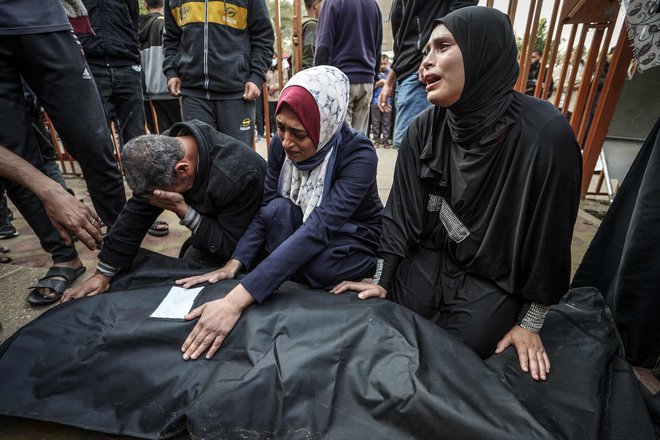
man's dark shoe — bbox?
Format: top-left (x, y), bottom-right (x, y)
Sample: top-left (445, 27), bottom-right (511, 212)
top-left (0, 221), bottom-right (18, 239)
top-left (0, 195), bottom-right (18, 239)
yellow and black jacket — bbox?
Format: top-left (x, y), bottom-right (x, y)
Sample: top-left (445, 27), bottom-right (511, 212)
top-left (163, 0), bottom-right (274, 100)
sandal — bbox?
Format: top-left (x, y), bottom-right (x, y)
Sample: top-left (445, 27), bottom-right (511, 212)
top-left (0, 245), bottom-right (10, 264)
top-left (147, 220), bottom-right (169, 237)
top-left (26, 265), bottom-right (86, 306)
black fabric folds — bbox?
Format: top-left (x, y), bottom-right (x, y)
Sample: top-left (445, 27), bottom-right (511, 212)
top-left (0, 253), bottom-right (655, 439)
top-left (378, 6), bottom-right (582, 308)
top-left (379, 95), bottom-right (582, 306)
top-left (572, 118), bottom-right (660, 369)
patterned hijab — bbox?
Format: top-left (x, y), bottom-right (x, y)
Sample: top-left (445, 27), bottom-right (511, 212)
top-left (278, 65), bottom-right (349, 152)
top-left (275, 66), bottom-right (350, 221)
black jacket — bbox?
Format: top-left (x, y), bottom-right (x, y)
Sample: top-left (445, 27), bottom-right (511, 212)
top-left (99, 120), bottom-right (267, 269)
top-left (163, 0), bottom-right (274, 100)
top-left (79, 0), bottom-right (141, 66)
top-left (390, 0), bottom-right (477, 81)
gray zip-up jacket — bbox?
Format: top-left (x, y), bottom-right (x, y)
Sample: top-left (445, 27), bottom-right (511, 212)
top-left (139, 12), bottom-right (170, 99)
top-left (163, 0), bottom-right (274, 100)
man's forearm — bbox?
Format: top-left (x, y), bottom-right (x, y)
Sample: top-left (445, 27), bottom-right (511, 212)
top-left (0, 146), bottom-right (61, 200)
top-left (385, 69), bottom-right (396, 88)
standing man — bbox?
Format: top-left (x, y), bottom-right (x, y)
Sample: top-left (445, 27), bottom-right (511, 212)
top-left (163, 0), bottom-right (274, 146)
top-left (378, 0), bottom-right (477, 150)
top-left (314, 0), bottom-right (382, 136)
top-left (0, 0), bottom-right (127, 305)
top-left (301, 0), bottom-right (322, 71)
top-left (140, 0), bottom-right (182, 134)
top-left (80, 0), bottom-right (146, 146)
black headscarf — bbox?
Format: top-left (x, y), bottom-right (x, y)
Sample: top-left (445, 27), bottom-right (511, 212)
top-left (436, 7), bottom-right (519, 147)
top-left (379, 6), bottom-right (582, 307)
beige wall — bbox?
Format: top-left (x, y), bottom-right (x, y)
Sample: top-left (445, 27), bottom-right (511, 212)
top-left (376, 0), bottom-right (394, 54)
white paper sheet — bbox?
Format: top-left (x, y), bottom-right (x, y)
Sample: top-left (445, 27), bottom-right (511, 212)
top-left (150, 286), bottom-right (205, 319)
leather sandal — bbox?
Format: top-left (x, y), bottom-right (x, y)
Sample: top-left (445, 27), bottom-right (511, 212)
top-left (147, 220), bottom-right (170, 237)
top-left (26, 266), bottom-right (86, 306)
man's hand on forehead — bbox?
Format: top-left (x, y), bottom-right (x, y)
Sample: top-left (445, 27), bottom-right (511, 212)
top-left (147, 190), bottom-right (190, 218)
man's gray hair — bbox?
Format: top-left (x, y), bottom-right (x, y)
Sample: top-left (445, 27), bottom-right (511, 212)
top-left (122, 135), bottom-right (184, 195)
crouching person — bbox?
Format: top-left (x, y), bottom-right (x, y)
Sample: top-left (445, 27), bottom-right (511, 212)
top-left (175, 66), bottom-right (383, 360)
top-left (62, 120), bottom-right (267, 301)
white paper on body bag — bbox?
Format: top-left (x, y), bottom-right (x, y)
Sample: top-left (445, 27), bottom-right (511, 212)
top-left (150, 285), bottom-right (205, 319)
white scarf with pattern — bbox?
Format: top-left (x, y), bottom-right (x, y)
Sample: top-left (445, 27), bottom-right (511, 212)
top-left (278, 66), bottom-right (349, 221)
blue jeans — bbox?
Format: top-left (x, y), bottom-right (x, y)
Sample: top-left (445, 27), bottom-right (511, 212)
top-left (393, 74), bottom-right (431, 150)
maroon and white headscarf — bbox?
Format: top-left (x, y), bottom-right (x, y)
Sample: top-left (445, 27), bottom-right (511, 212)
top-left (276, 66), bottom-right (349, 221)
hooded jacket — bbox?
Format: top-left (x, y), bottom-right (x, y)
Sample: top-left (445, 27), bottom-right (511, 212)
top-left (139, 12), bottom-right (170, 99)
top-left (99, 120), bottom-right (267, 270)
top-left (79, 0), bottom-right (141, 66)
top-left (163, 0), bottom-right (274, 100)
top-left (390, 0), bottom-right (477, 81)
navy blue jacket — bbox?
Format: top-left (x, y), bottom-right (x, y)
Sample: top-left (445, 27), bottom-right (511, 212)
top-left (0, 0), bottom-right (69, 35)
top-left (233, 124), bottom-right (383, 302)
top-left (314, 0), bottom-right (382, 84)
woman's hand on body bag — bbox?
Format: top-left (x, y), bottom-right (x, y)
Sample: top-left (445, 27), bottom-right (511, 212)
top-left (330, 279), bottom-right (387, 300)
top-left (175, 258), bottom-right (243, 288)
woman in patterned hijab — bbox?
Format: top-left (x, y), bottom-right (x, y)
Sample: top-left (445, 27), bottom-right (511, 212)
top-left (176, 66), bottom-right (384, 361)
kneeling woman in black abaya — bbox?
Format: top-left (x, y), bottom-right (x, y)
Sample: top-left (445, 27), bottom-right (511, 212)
top-left (332, 6), bottom-right (582, 381)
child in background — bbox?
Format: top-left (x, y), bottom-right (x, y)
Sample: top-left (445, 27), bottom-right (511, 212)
top-left (371, 55), bottom-right (392, 148)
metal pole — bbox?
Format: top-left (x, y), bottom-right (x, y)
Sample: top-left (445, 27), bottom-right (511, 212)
top-left (515, 0), bottom-right (539, 91)
top-left (570, 26), bottom-right (603, 134)
top-left (534, 0), bottom-right (561, 98)
top-left (576, 24), bottom-right (613, 145)
top-left (580, 22), bottom-right (633, 197)
top-left (562, 24), bottom-right (587, 116)
top-left (553, 23), bottom-right (577, 108)
top-left (293, 0), bottom-right (302, 73)
top-left (507, 0), bottom-right (519, 28)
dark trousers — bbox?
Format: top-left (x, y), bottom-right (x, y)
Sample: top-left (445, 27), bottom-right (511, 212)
top-left (144, 98), bottom-right (182, 134)
top-left (0, 31), bottom-right (126, 261)
top-left (89, 63), bottom-right (146, 145)
top-left (182, 95), bottom-right (255, 146)
top-left (31, 112), bottom-right (70, 191)
top-left (255, 96), bottom-right (265, 136)
top-left (179, 236), bottom-right (229, 268)
top-left (390, 246), bottom-right (522, 358)
top-left (261, 198), bottom-right (376, 289)
top-left (370, 103), bottom-right (392, 141)
top-left (267, 101), bottom-right (278, 135)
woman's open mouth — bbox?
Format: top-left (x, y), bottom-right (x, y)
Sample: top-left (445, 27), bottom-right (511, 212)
top-left (424, 73), bottom-right (442, 91)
